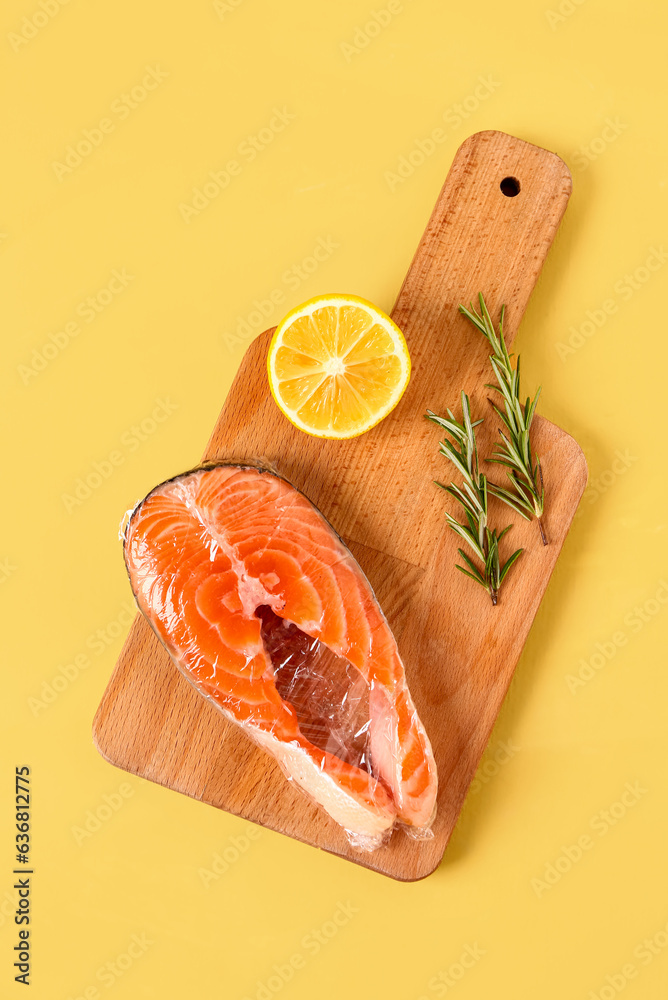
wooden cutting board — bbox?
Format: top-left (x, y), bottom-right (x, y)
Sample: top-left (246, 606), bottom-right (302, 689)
top-left (93, 130), bottom-right (587, 881)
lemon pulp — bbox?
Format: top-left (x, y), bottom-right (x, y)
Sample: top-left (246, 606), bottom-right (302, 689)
top-left (267, 293), bottom-right (411, 439)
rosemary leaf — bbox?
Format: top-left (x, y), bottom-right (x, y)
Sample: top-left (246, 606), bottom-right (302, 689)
top-left (426, 391), bottom-right (521, 605)
top-left (459, 293), bottom-right (548, 544)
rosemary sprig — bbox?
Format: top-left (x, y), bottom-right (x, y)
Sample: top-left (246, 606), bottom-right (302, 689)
top-left (459, 293), bottom-right (547, 545)
top-left (426, 392), bottom-right (522, 605)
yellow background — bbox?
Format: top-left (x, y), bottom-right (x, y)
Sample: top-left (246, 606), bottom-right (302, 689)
top-left (2, 0), bottom-right (667, 997)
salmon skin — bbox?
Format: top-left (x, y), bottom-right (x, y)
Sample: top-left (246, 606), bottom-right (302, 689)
top-left (123, 462), bottom-right (438, 851)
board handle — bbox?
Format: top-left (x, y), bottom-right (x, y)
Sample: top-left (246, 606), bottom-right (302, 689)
top-left (391, 130), bottom-right (572, 349)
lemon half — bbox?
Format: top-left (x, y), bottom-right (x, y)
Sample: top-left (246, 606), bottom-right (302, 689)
top-left (267, 293), bottom-right (411, 439)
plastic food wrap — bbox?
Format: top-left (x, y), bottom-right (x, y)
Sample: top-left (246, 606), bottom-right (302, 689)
top-left (122, 462), bottom-right (437, 851)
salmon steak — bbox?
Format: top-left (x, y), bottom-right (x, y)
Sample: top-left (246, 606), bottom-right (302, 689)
top-left (123, 463), bottom-right (437, 850)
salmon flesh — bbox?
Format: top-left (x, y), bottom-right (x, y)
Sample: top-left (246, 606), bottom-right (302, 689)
top-left (123, 463), bottom-right (438, 851)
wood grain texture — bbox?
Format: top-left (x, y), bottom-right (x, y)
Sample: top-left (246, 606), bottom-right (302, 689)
top-left (93, 131), bottom-right (587, 881)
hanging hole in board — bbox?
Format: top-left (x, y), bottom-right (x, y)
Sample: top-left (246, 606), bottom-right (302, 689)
top-left (500, 176), bottom-right (521, 197)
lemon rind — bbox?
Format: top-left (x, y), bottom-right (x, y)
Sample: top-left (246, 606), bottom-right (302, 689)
top-left (267, 294), bottom-right (411, 440)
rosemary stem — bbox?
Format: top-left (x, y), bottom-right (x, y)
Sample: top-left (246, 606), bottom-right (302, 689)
top-left (462, 294), bottom-right (547, 544)
top-left (538, 518), bottom-right (548, 546)
top-left (425, 393), bottom-right (522, 605)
